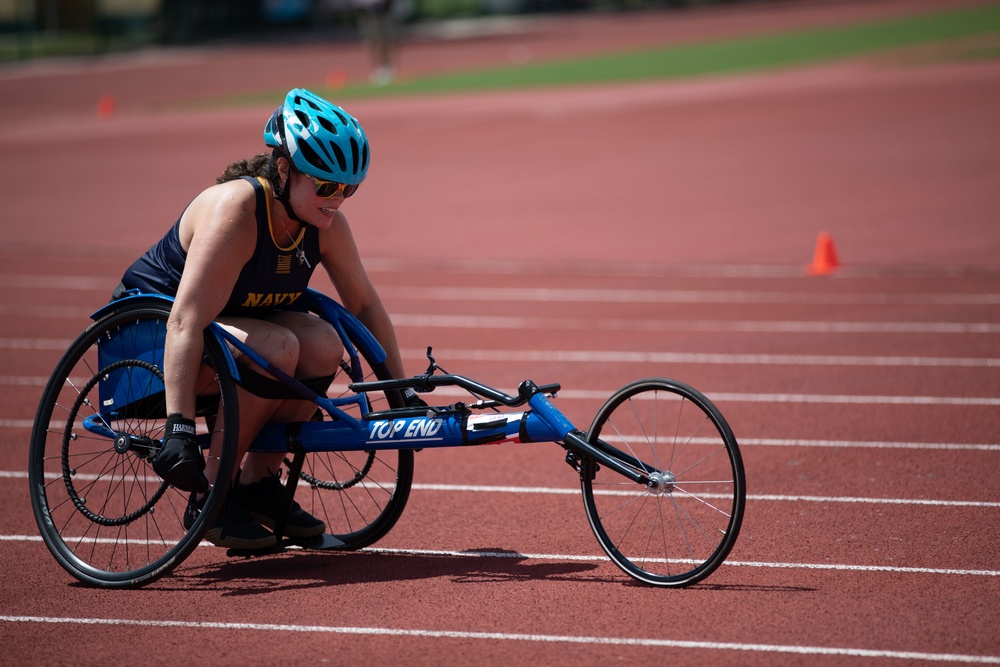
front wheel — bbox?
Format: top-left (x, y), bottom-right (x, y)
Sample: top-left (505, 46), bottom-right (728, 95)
top-left (581, 379), bottom-right (746, 587)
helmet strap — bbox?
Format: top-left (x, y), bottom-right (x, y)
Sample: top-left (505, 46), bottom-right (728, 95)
top-left (269, 150), bottom-right (311, 227)
top-left (275, 178), bottom-right (311, 227)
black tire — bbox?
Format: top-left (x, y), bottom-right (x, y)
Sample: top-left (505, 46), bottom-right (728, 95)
top-left (28, 300), bottom-right (240, 588)
top-left (581, 379), bottom-right (745, 587)
top-left (294, 331), bottom-right (414, 551)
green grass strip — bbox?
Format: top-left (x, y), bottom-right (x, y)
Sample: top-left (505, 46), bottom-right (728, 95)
top-left (323, 3), bottom-right (1000, 98)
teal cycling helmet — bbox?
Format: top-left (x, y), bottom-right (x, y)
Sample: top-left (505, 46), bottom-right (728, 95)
top-left (264, 88), bottom-right (370, 185)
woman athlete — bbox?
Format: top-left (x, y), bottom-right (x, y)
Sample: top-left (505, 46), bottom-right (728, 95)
top-left (116, 88), bottom-right (410, 550)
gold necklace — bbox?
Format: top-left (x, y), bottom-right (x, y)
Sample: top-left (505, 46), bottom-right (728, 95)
top-left (273, 206), bottom-right (311, 269)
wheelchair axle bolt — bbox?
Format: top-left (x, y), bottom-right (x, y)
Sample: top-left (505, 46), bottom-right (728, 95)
top-left (114, 434), bottom-right (131, 454)
top-left (646, 471), bottom-right (676, 495)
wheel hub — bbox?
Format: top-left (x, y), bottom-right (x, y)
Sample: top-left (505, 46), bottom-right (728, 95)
top-left (113, 433), bottom-right (132, 454)
top-left (113, 432), bottom-right (156, 458)
top-left (646, 470), bottom-right (676, 495)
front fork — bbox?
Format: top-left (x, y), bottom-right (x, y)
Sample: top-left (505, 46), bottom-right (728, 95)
top-left (561, 429), bottom-right (651, 486)
top-left (524, 386), bottom-right (651, 487)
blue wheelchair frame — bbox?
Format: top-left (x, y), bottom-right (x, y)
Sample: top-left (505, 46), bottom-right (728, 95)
top-left (87, 289), bottom-right (650, 486)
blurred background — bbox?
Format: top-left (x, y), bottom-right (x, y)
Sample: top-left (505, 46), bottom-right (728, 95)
top-left (2, 0), bottom-right (755, 58)
top-left (1, 0), bottom-right (997, 267)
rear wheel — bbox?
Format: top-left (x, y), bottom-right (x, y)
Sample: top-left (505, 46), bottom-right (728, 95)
top-left (28, 300), bottom-right (240, 588)
top-left (581, 379), bottom-right (745, 587)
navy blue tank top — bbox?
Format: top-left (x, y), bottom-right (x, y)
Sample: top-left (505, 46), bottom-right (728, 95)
top-left (121, 176), bottom-right (320, 316)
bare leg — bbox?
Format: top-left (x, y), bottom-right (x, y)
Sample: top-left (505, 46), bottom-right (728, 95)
top-left (204, 311), bottom-right (344, 484)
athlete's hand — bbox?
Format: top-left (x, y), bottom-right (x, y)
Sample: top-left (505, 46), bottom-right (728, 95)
top-left (153, 414), bottom-right (209, 493)
top-left (403, 388), bottom-right (428, 409)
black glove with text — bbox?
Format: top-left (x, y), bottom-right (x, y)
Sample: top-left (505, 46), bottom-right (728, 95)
top-left (403, 388), bottom-right (428, 409)
top-left (153, 414), bottom-right (208, 493)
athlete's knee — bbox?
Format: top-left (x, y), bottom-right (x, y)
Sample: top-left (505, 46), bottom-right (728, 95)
top-left (258, 326), bottom-right (301, 373)
top-left (297, 323), bottom-right (343, 377)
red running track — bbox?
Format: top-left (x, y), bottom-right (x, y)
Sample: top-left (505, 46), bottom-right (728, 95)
top-left (1, 1), bottom-right (998, 664)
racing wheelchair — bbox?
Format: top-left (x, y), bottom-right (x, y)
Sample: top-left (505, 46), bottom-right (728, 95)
top-left (29, 289), bottom-right (746, 589)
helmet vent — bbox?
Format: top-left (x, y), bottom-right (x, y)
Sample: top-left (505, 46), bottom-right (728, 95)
top-left (296, 94), bottom-right (322, 112)
top-left (294, 109), bottom-right (311, 129)
top-left (318, 116), bottom-right (338, 134)
top-left (349, 138), bottom-right (360, 173)
top-left (300, 141), bottom-right (346, 173)
top-left (267, 116), bottom-right (282, 140)
top-left (329, 143), bottom-right (347, 171)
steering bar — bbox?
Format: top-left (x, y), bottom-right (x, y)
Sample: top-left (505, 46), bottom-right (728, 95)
top-left (349, 374), bottom-right (561, 408)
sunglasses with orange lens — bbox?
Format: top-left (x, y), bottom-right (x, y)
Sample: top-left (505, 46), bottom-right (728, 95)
top-left (302, 172), bottom-right (359, 199)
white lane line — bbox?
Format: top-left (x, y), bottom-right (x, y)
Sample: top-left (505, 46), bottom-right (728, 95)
top-left (407, 484), bottom-right (1000, 508)
top-left (365, 383), bottom-right (1000, 407)
top-left (390, 313), bottom-right (1000, 334)
top-left (2, 536), bottom-right (997, 578)
top-left (3, 275), bottom-right (999, 305)
top-left (706, 393), bottom-right (1000, 406)
top-left (4, 418), bottom-right (1000, 452)
top-left (0, 304), bottom-right (94, 319)
top-left (379, 285), bottom-right (1000, 306)
top-left (0, 534), bottom-right (213, 548)
top-left (4, 376), bottom-right (998, 407)
top-left (0, 338), bottom-right (1000, 376)
top-left (0, 614), bottom-right (997, 663)
top-left (745, 494), bottom-right (1000, 507)
top-left (6, 254), bottom-right (1000, 281)
top-left (2, 302), bottom-right (997, 334)
top-left (0, 339), bottom-right (70, 350)
top-left (0, 276), bottom-right (112, 290)
top-left (397, 348), bottom-right (1000, 368)
top-left (10, 337), bottom-right (996, 369)
top-left (6, 338), bottom-right (998, 369)
top-left (736, 438), bottom-right (1000, 452)
top-left (367, 548), bottom-right (1000, 578)
top-left (363, 256), bottom-right (1000, 280)
top-left (400, 384), bottom-right (1000, 406)
top-left (3, 472), bottom-right (996, 508)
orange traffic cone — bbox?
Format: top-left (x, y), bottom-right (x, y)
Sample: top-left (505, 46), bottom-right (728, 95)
top-left (807, 232), bottom-right (840, 276)
top-left (97, 94), bottom-right (116, 119)
top-left (325, 70), bottom-right (348, 90)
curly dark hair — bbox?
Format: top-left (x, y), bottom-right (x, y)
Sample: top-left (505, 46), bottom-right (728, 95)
top-left (216, 152), bottom-right (271, 183)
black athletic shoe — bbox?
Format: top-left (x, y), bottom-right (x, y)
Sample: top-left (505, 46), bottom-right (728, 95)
top-left (234, 471), bottom-right (326, 539)
top-left (184, 492), bottom-right (277, 550)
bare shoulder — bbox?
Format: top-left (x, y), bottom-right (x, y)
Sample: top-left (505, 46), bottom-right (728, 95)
top-left (178, 178), bottom-right (259, 251)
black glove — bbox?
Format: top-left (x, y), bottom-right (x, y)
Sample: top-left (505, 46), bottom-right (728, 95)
top-left (153, 414), bottom-right (208, 493)
top-left (403, 388), bottom-right (427, 408)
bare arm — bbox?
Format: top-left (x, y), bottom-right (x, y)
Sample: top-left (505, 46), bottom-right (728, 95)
top-left (319, 211), bottom-right (406, 379)
top-left (164, 180), bottom-right (257, 418)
